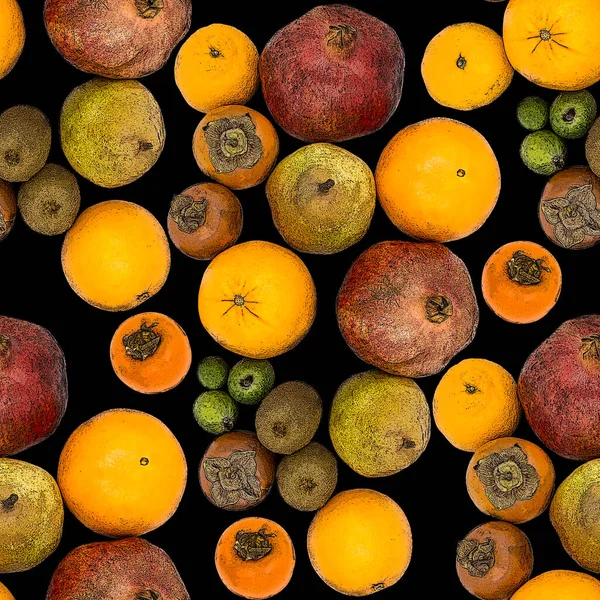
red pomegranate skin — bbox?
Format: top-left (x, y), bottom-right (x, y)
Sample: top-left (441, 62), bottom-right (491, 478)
top-left (44, 0), bottom-right (192, 79)
top-left (336, 241), bottom-right (479, 378)
top-left (0, 316), bottom-right (67, 456)
top-left (260, 4), bottom-right (404, 142)
top-left (46, 537), bottom-right (190, 600)
top-left (518, 315), bottom-right (600, 460)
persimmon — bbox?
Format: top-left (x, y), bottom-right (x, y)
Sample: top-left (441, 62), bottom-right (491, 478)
top-left (0, 0), bottom-right (24, 81)
top-left (215, 516), bottom-right (295, 600)
top-left (110, 312), bottom-right (192, 394)
top-left (482, 241), bottom-right (561, 324)
top-left (0, 180), bottom-right (16, 242)
top-left (0, 582), bottom-right (14, 600)
top-left (466, 437), bottom-right (555, 524)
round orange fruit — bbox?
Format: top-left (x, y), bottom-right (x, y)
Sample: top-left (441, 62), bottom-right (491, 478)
top-left (198, 240), bottom-right (316, 359)
top-left (307, 488), bottom-right (412, 596)
top-left (0, 0), bottom-right (25, 81)
top-left (375, 117), bottom-right (500, 242)
top-left (0, 582), bottom-right (14, 600)
top-left (512, 570), bottom-right (600, 600)
top-left (58, 408), bottom-right (187, 537)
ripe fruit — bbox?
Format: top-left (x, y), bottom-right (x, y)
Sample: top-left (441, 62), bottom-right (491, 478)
top-left (503, 0), bottom-right (600, 90)
top-left (585, 117), bottom-right (600, 177)
top-left (277, 442), bottom-right (338, 511)
top-left (45, 0), bottom-right (191, 79)
top-left (193, 105), bottom-right (279, 190)
top-left (517, 96), bottom-right (549, 130)
top-left (62, 200), bottom-right (170, 311)
top-left (266, 143), bottom-right (376, 254)
top-left (0, 0), bottom-right (24, 80)
top-left (422, 23), bottom-right (513, 110)
top-left (17, 164), bottom-right (80, 236)
top-left (228, 359), bottom-right (275, 405)
top-left (307, 488), bottom-right (412, 596)
top-left (337, 241), bottom-right (479, 378)
top-left (433, 358), bottom-right (520, 452)
top-left (110, 312), bottom-right (192, 394)
top-left (518, 315), bottom-right (600, 460)
top-left (511, 570), bottom-right (600, 600)
top-left (198, 240), bottom-right (316, 359)
top-left (215, 517), bottom-right (295, 599)
top-left (193, 391), bottom-right (238, 435)
top-left (456, 521), bottom-right (533, 600)
top-left (329, 370), bottom-right (430, 478)
top-left (60, 78), bottom-right (165, 188)
top-left (197, 356), bottom-right (229, 389)
top-left (199, 430), bottom-right (275, 511)
top-left (0, 106), bottom-right (51, 183)
top-left (0, 316), bottom-right (67, 456)
top-left (520, 130), bottom-right (567, 175)
top-left (175, 24), bottom-right (259, 113)
top-left (0, 180), bottom-right (16, 242)
top-left (260, 5), bottom-right (404, 142)
top-left (167, 182), bottom-right (242, 261)
top-left (58, 408), bottom-right (187, 537)
top-left (466, 437), bottom-right (555, 524)
top-left (539, 166), bottom-right (600, 249)
top-left (0, 458), bottom-right (63, 573)
top-left (550, 90), bottom-right (597, 138)
top-left (482, 241), bottom-right (561, 324)
top-left (46, 537), bottom-right (190, 600)
top-left (375, 118), bottom-right (500, 242)
top-left (255, 381), bottom-right (322, 454)
top-left (0, 582), bottom-right (14, 600)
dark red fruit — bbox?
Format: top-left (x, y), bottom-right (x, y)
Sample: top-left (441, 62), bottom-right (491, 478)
top-left (44, 0), bottom-right (192, 79)
top-left (0, 316), bottom-right (67, 456)
top-left (260, 4), bottom-right (404, 142)
top-left (519, 315), bottom-right (600, 460)
top-left (46, 537), bottom-right (189, 600)
top-left (336, 241), bottom-right (479, 378)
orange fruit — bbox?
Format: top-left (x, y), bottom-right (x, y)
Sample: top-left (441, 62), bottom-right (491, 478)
top-left (434, 358), bottom-right (520, 452)
top-left (482, 240), bottom-right (562, 324)
top-left (512, 570), bottom-right (600, 600)
top-left (175, 24), bottom-right (259, 113)
top-left (375, 117), bottom-right (500, 242)
top-left (422, 23), bottom-right (513, 110)
top-left (0, 582), bottom-right (14, 600)
top-left (503, 0), bottom-right (600, 90)
top-left (466, 436), bottom-right (555, 524)
top-left (307, 489), bottom-right (412, 596)
top-left (62, 200), bottom-right (170, 311)
top-left (193, 105), bottom-right (279, 190)
top-left (0, 0), bottom-right (25, 80)
top-left (58, 408), bottom-right (187, 537)
top-left (198, 240), bottom-right (316, 359)
top-left (110, 312), bottom-right (192, 394)
top-left (215, 516), bottom-right (295, 599)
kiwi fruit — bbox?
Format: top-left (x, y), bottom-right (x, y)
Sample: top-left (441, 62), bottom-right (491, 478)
top-left (18, 164), bottom-right (81, 235)
top-left (277, 442), bottom-right (338, 511)
top-left (0, 105), bottom-right (51, 182)
top-left (586, 117), bottom-right (600, 177)
top-left (255, 380), bottom-right (322, 454)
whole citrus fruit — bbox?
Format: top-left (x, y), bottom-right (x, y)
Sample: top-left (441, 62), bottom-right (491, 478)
top-left (422, 23), bottom-right (513, 110)
top-left (175, 24), bottom-right (258, 113)
top-left (58, 408), bottom-right (187, 537)
top-left (0, 582), bottom-right (14, 600)
top-left (0, 0), bottom-right (24, 80)
top-left (503, 0), bottom-right (600, 90)
top-left (198, 240), bottom-right (316, 359)
top-left (62, 200), bottom-right (170, 311)
top-left (307, 488), bottom-right (412, 596)
top-left (512, 570), bottom-right (600, 600)
top-left (375, 117), bottom-right (500, 242)
top-left (433, 358), bottom-right (520, 452)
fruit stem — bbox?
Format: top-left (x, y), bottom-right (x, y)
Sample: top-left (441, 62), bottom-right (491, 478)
top-left (122, 322), bottom-right (161, 361)
top-left (138, 141), bottom-right (154, 153)
top-left (317, 179), bottom-right (335, 194)
top-left (134, 0), bottom-right (164, 19)
top-left (233, 528), bottom-right (275, 561)
top-left (582, 335), bottom-right (600, 361)
top-left (326, 24), bottom-right (357, 52)
top-left (425, 295), bottom-right (453, 324)
top-left (456, 54), bottom-right (467, 70)
top-left (1, 494), bottom-right (18, 511)
top-left (0, 333), bottom-right (11, 362)
top-left (506, 250), bottom-right (550, 285)
top-left (240, 375), bottom-right (254, 389)
top-left (464, 383), bottom-right (478, 395)
top-left (563, 108), bottom-right (576, 123)
top-left (4, 150), bottom-right (19, 166)
top-left (222, 416), bottom-right (234, 431)
top-left (135, 591), bottom-right (162, 600)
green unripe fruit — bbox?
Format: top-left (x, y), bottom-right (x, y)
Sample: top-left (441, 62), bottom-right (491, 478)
top-left (550, 90), bottom-right (597, 139)
top-left (193, 391), bottom-right (238, 435)
top-left (520, 130), bottom-right (567, 176)
top-left (517, 96), bottom-right (548, 131)
top-left (228, 358), bottom-right (275, 405)
top-left (197, 356), bottom-right (229, 389)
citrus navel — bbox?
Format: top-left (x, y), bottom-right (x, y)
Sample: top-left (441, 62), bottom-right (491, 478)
top-left (175, 23), bottom-right (259, 113)
top-left (512, 570), bottom-right (600, 600)
top-left (62, 200), bottom-right (170, 311)
top-left (0, 582), bottom-right (14, 600)
top-left (422, 22), bottom-right (513, 110)
top-left (434, 358), bottom-right (520, 452)
top-left (58, 408), bottom-right (187, 537)
top-left (0, 0), bottom-right (24, 80)
top-left (375, 117), bottom-right (500, 242)
top-left (307, 488), bottom-right (412, 596)
top-left (198, 240), bottom-right (316, 359)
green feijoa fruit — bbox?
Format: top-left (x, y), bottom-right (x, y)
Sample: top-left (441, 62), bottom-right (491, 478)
top-left (228, 358), bottom-right (275, 405)
top-left (517, 96), bottom-right (548, 131)
top-left (550, 90), bottom-right (597, 139)
top-left (520, 130), bottom-right (567, 176)
top-left (193, 390), bottom-right (238, 435)
top-left (197, 356), bottom-right (229, 389)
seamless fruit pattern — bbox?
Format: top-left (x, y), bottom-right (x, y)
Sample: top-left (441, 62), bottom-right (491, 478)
top-left (2, 0), bottom-right (600, 599)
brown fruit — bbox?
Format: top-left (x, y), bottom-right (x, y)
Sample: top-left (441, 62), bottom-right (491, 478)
top-left (0, 180), bottom-right (16, 242)
top-left (167, 182), bottom-right (242, 260)
top-left (199, 430), bottom-right (275, 511)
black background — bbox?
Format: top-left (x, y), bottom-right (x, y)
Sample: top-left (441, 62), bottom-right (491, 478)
top-left (1, 1), bottom-right (598, 598)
